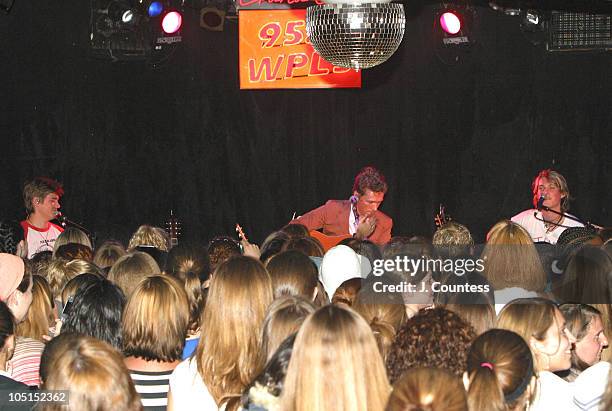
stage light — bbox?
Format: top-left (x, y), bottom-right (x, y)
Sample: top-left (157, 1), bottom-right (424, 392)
top-left (122, 9), bottom-right (134, 23)
top-left (162, 11), bottom-right (182, 34)
top-left (440, 11), bottom-right (461, 35)
top-left (148, 1), bottom-right (163, 18)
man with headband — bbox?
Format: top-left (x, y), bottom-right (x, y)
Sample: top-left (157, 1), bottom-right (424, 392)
top-left (20, 177), bottom-right (64, 258)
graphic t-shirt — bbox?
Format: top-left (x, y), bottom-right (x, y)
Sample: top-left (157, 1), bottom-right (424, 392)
top-left (20, 220), bottom-right (63, 258)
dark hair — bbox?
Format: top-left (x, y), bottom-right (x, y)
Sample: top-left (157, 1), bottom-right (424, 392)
top-left (61, 278), bottom-right (125, 349)
top-left (332, 278), bottom-right (362, 306)
top-left (282, 237), bottom-right (324, 258)
top-left (266, 250), bottom-right (318, 300)
top-left (207, 236), bottom-right (241, 272)
top-left (352, 166), bottom-right (388, 195)
top-left (467, 329), bottom-right (535, 411)
top-left (0, 300), bottom-right (15, 349)
top-left (242, 334), bottom-right (296, 409)
top-left (386, 307), bottom-right (476, 382)
top-left (55, 243), bottom-right (94, 262)
top-left (166, 242), bottom-right (210, 333)
top-left (280, 223), bottom-right (310, 239)
top-left (61, 273), bottom-right (102, 307)
top-left (339, 238), bottom-right (382, 264)
top-left (260, 231), bottom-right (290, 263)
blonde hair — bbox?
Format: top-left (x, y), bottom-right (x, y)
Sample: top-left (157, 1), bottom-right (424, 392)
top-left (497, 298), bottom-right (561, 372)
top-left (52, 228), bottom-right (92, 257)
top-left (196, 256), bottom-right (274, 406)
top-left (128, 225), bottom-right (170, 252)
top-left (483, 220), bottom-right (546, 292)
top-left (352, 294), bottom-right (406, 361)
top-left (532, 169), bottom-right (571, 212)
top-left (280, 305), bottom-right (390, 411)
top-left (108, 252), bottom-right (160, 297)
top-left (122, 275), bottom-right (189, 362)
top-left (387, 368), bottom-right (468, 411)
top-left (260, 296), bottom-right (315, 360)
top-left (46, 258), bottom-right (95, 299)
top-left (93, 240), bottom-right (126, 270)
top-left (41, 334), bottom-right (142, 411)
top-left (16, 275), bottom-right (55, 341)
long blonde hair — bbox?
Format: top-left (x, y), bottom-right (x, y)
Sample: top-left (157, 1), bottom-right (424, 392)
top-left (196, 256), bottom-right (273, 406)
top-left (483, 220), bottom-right (546, 292)
top-left (16, 275), bottom-right (55, 341)
top-left (280, 305), bottom-right (391, 411)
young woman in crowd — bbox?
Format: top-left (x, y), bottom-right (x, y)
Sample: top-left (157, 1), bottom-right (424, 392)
top-left (280, 304), bottom-right (390, 411)
top-left (386, 368), bottom-right (468, 411)
top-left (93, 239), bottom-right (127, 274)
top-left (386, 307), bottom-right (476, 381)
top-left (61, 277), bottom-right (126, 349)
top-left (260, 296), bottom-right (315, 361)
top-left (168, 256), bottom-right (273, 411)
top-left (0, 254), bottom-right (44, 387)
top-left (51, 227), bottom-right (93, 258)
top-left (108, 251), bottom-right (160, 297)
top-left (265, 250), bottom-right (319, 302)
top-left (16, 275), bottom-right (56, 342)
top-left (466, 329), bottom-right (537, 411)
top-left (0, 300), bottom-right (34, 410)
top-left (40, 333), bottom-right (142, 411)
top-left (482, 220), bottom-right (548, 312)
top-left (558, 304), bottom-right (608, 382)
top-left (497, 298), bottom-right (576, 410)
top-left (165, 242), bottom-right (211, 359)
top-left (123, 275), bottom-right (190, 410)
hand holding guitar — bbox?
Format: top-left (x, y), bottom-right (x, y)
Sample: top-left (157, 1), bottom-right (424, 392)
top-left (236, 224), bottom-right (261, 260)
top-left (355, 215), bottom-right (377, 240)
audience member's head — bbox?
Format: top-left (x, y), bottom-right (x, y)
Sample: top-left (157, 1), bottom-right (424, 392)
top-left (386, 307), bottom-right (476, 381)
top-left (61, 278), bottom-right (126, 349)
top-left (46, 258), bottom-right (101, 300)
top-left (466, 329), bottom-right (536, 411)
top-left (93, 240), bottom-right (126, 273)
top-left (196, 256), bottom-right (273, 406)
top-left (52, 227), bottom-right (93, 258)
top-left (261, 296), bottom-right (315, 361)
top-left (319, 245), bottom-right (368, 303)
top-left (433, 221), bottom-right (474, 258)
top-left (16, 275), bottom-right (55, 341)
top-left (497, 298), bottom-right (575, 373)
top-left (54, 243), bottom-right (94, 262)
top-left (0, 254), bottom-right (33, 323)
top-left (352, 289), bottom-right (406, 361)
top-left (559, 303), bottom-right (608, 379)
top-left (259, 231), bottom-right (290, 263)
top-left (331, 277), bottom-right (362, 306)
top-left (266, 250), bottom-right (319, 301)
top-left (122, 275), bottom-right (189, 362)
top-left (282, 237), bottom-right (324, 257)
top-left (443, 304), bottom-right (496, 336)
top-left (60, 273), bottom-right (102, 307)
top-left (40, 333), bottom-right (142, 411)
top-left (165, 242), bottom-right (210, 333)
top-left (553, 246), bottom-right (612, 304)
top-left (207, 236), bottom-right (241, 272)
top-left (281, 305), bottom-right (390, 411)
top-left (280, 223), bottom-right (310, 239)
top-left (483, 220), bottom-right (546, 292)
top-left (108, 251), bottom-right (160, 297)
top-left (339, 238), bottom-right (382, 266)
top-left (0, 300), bottom-right (16, 369)
top-left (386, 368), bottom-right (468, 411)
top-left (128, 225), bottom-right (170, 252)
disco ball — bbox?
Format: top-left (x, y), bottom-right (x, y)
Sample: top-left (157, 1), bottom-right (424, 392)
top-left (306, 2), bottom-right (406, 70)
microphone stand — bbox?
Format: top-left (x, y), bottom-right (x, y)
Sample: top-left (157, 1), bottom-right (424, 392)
top-left (535, 205), bottom-right (602, 230)
top-left (55, 215), bottom-right (97, 245)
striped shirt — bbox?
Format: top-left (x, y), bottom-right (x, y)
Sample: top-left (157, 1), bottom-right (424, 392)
top-left (7, 336), bottom-right (44, 387)
top-left (130, 369), bottom-right (173, 411)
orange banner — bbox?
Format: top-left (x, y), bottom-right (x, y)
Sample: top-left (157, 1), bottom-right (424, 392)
top-left (239, 10), bottom-right (361, 89)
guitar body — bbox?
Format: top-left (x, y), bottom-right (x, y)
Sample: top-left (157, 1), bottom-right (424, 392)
top-left (309, 230), bottom-right (352, 252)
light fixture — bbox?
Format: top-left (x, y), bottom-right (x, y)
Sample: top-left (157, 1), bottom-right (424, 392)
top-left (306, 0), bottom-right (406, 70)
top-left (162, 11), bottom-right (182, 34)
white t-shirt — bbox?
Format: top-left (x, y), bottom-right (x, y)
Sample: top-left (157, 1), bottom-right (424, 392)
top-left (531, 370), bottom-right (574, 411)
top-left (168, 357), bottom-right (218, 410)
top-left (572, 361), bottom-right (610, 410)
top-left (511, 209), bottom-right (584, 244)
top-left (20, 221), bottom-right (63, 258)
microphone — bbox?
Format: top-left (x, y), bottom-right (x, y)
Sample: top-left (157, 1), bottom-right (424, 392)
top-left (536, 196), bottom-right (546, 210)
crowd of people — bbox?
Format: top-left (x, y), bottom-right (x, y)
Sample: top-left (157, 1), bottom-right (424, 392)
top-left (0, 170), bottom-right (611, 411)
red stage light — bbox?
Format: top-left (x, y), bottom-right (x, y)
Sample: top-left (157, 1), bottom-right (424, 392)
top-left (162, 11), bottom-right (182, 34)
top-left (440, 12), bottom-right (461, 35)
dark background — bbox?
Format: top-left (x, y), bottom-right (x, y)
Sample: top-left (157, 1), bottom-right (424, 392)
top-left (1, 1), bottom-right (610, 246)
